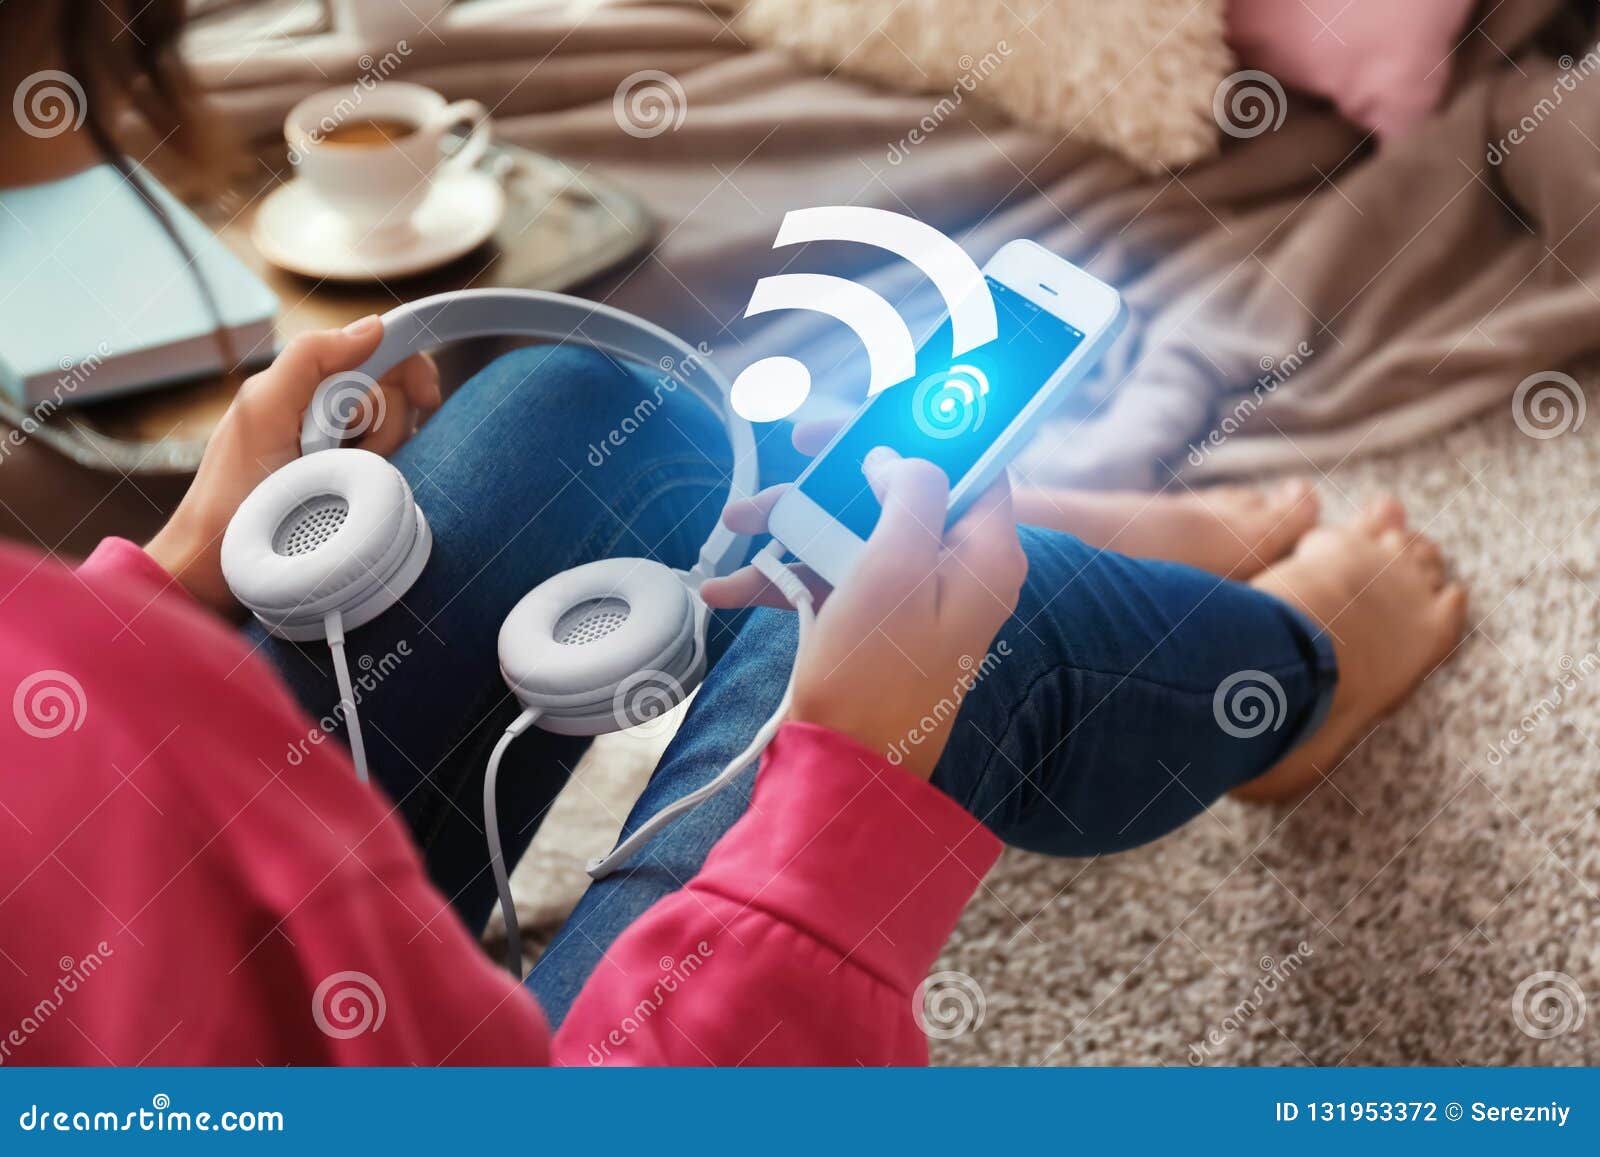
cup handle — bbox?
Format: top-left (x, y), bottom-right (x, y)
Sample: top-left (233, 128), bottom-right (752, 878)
top-left (432, 99), bottom-right (491, 172)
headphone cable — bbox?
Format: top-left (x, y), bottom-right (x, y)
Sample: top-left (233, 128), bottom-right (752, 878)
top-left (486, 707), bottom-right (540, 978)
top-left (324, 611), bottom-right (370, 784)
top-left (585, 540), bottom-right (812, 880)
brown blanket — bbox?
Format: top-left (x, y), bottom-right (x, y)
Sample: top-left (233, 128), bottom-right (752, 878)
top-left (202, 0), bottom-right (1600, 488)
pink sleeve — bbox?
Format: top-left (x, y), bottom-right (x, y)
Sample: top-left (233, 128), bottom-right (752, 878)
top-left (78, 537), bottom-right (192, 603)
top-left (552, 722), bottom-right (1001, 1066)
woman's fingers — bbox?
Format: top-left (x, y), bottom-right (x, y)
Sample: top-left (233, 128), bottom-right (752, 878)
top-left (354, 352), bottom-right (441, 457)
top-left (792, 416), bottom-right (847, 458)
top-left (947, 473), bottom-right (1017, 557)
top-left (856, 450), bottom-right (950, 579)
top-left (942, 474), bottom-right (1028, 626)
top-left (700, 561), bottom-right (829, 610)
top-left (391, 350), bottom-right (442, 416)
top-left (721, 484), bottom-right (789, 535)
top-left (245, 315), bottom-right (386, 415)
top-left (719, 414), bottom-right (849, 532)
top-left (352, 382), bottom-right (414, 458)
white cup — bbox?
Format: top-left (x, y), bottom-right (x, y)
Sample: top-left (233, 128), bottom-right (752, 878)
top-left (285, 81), bottom-right (491, 249)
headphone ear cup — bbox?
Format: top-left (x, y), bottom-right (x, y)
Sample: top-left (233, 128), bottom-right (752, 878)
top-left (498, 558), bottom-right (705, 736)
top-left (221, 448), bottom-right (430, 640)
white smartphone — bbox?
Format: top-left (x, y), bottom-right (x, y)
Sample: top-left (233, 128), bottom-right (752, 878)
top-left (768, 239), bottom-right (1126, 587)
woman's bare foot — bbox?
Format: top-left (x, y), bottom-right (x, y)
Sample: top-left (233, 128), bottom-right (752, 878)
top-left (1013, 481), bottom-right (1320, 579)
top-left (1230, 497), bottom-right (1469, 803)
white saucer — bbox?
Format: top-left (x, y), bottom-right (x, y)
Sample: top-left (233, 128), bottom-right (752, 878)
top-left (252, 168), bottom-right (505, 282)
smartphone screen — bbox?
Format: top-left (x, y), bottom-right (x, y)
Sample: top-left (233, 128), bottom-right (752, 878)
top-left (795, 276), bottom-right (1085, 539)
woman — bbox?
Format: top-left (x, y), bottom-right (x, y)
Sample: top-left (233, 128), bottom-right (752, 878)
top-left (0, 2), bottom-right (1467, 1061)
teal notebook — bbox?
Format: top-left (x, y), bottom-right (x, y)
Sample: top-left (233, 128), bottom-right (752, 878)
top-left (0, 163), bottom-right (278, 407)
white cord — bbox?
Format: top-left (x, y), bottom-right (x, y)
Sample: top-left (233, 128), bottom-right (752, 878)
top-left (585, 540), bottom-right (813, 879)
top-left (486, 707), bottom-right (539, 978)
top-left (324, 611), bottom-right (369, 785)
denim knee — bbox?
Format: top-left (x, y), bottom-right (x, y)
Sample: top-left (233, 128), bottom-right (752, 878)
top-left (454, 344), bottom-right (640, 429)
top-left (438, 343), bottom-right (730, 484)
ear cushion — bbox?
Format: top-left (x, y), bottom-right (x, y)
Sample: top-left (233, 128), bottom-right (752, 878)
top-left (221, 448), bottom-right (430, 640)
top-left (498, 558), bottom-right (704, 734)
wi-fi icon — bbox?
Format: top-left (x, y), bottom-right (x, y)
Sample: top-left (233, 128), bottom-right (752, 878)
top-left (729, 207), bottom-right (998, 422)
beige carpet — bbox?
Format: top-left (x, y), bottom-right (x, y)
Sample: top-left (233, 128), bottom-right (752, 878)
top-left (508, 365), bottom-right (1600, 1066)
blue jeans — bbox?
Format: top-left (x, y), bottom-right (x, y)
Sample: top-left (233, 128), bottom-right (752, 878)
top-left (252, 345), bottom-right (1336, 1025)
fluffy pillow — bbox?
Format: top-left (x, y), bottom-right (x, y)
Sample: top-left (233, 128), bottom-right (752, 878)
top-left (1227, 0), bottom-right (1477, 136)
top-left (731, 0), bottom-right (1233, 171)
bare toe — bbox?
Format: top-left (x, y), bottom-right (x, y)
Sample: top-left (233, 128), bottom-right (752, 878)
top-left (1362, 496), bottom-right (1407, 534)
top-left (1434, 584), bottom-right (1469, 635)
top-left (1406, 536), bottom-right (1447, 586)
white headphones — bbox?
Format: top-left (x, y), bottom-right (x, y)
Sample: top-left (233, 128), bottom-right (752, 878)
top-left (219, 289), bottom-right (802, 976)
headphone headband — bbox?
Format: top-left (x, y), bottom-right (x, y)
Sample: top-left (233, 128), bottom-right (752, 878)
top-left (301, 290), bottom-right (757, 578)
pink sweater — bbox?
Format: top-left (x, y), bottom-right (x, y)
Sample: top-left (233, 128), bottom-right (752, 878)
top-left (0, 539), bottom-right (998, 1066)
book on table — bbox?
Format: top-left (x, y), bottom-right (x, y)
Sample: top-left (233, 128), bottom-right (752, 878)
top-left (0, 162), bottom-right (278, 409)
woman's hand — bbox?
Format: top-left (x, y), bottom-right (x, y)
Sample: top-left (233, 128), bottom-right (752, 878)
top-left (703, 426), bottom-right (1027, 780)
top-left (145, 315), bottom-right (441, 616)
